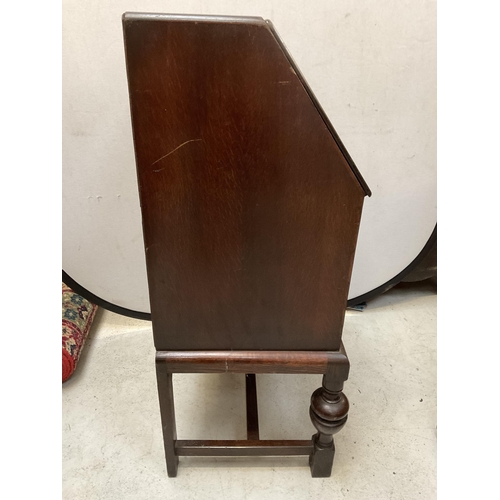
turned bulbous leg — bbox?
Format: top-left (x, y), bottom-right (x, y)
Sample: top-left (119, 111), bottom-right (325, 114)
top-left (309, 376), bottom-right (349, 477)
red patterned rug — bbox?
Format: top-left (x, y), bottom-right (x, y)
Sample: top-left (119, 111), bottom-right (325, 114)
top-left (62, 282), bottom-right (98, 382)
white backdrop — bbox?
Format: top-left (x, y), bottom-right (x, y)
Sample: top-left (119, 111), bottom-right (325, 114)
top-left (62, 0), bottom-right (436, 313)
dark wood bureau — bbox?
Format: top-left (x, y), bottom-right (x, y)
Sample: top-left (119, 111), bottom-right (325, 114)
top-left (123, 12), bottom-right (370, 477)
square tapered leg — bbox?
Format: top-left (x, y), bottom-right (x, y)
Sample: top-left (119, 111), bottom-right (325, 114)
top-left (155, 362), bottom-right (179, 477)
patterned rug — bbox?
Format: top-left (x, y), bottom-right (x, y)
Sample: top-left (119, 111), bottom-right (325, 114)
top-left (62, 282), bottom-right (98, 382)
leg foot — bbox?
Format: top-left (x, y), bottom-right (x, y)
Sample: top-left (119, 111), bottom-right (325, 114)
top-left (309, 432), bottom-right (335, 478)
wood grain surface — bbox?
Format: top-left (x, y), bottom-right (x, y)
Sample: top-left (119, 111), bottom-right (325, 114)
top-left (155, 348), bottom-right (349, 374)
top-left (124, 14), bottom-right (366, 351)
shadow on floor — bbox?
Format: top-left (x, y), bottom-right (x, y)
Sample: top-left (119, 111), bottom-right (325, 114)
top-left (361, 277), bottom-right (437, 311)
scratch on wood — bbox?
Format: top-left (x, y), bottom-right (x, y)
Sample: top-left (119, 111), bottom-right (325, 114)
top-left (151, 139), bottom-right (202, 169)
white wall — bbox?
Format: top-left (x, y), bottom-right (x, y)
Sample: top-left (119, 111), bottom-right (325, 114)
top-left (63, 0), bottom-right (436, 312)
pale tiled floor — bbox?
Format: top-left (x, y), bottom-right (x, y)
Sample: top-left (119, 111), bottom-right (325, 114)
top-left (62, 280), bottom-right (436, 499)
